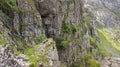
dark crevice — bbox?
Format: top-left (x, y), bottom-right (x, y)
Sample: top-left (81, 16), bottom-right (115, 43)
top-left (42, 17), bottom-right (56, 39)
top-left (34, 0), bottom-right (57, 39)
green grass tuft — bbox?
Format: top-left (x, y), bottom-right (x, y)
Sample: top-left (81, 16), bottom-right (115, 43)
top-left (97, 28), bottom-right (120, 57)
top-left (87, 59), bottom-right (101, 67)
top-left (62, 22), bottom-right (82, 34)
top-left (56, 38), bottom-right (69, 49)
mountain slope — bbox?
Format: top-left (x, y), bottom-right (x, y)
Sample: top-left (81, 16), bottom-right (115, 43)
top-left (0, 0), bottom-right (120, 67)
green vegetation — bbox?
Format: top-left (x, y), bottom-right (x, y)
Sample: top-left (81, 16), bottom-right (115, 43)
top-left (71, 54), bottom-right (101, 67)
top-left (87, 59), bottom-right (101, 67)
top-left (97, 30), bottom-right (110, 57)
top-left (10, 36), bottom-right (47, 67)
top-left (61, 15), bottom-right (102, 67)
top-left (25, 45), bottom-right (39, 67)
top-left (0, 0), bottom-right (18, 11)
top-left (62, 22), bottom-right (82, 33)
top-left (79, 30), bottom-right (86, 38)
top-left (84, 53), bottom-right (93, 60)
top-left (0, 0), bottom-right (18, 19)
top-left (84, 16), bottom-right (91, 29)
top-left (90, 36), bottom-right (96, 45)
top-left (34, 35), bottom-right (46, 45)
top-left (83, 54), bottom-right (101, 67)
top-left (62, 22), bottom-right (72, 33)
top-left (24, 38), bottom-right (54, 67)
top-left (6, 0), bottom-right (17, 9)
top-left (84, 16), bottom-right (89, 24)
top-left (25, 45), bottom-right (38, 56)
top-left (89, 36), bottom-right (98, 48)
top-left (25, 45), bottom-right (48, 67)
top-left (0, 34), bottom-right (8, 47)
top-left (71, 61), bottom-right (82, 67)
top-left (71, 24), bottom-right (82, 32)
top-left (56, 38), bottom-right (69, 49)
top-left (83, 16), bottom-right (111, 58)
top-left (98, 28), bottom-right (118, 57)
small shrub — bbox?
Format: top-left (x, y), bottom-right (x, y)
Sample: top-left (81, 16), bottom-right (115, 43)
top-left (25, 45), bottom-right (39, 67)
top-left (25, 42), bottom-right (49, 67)
top-left (0, 0), bottom-right (18, 11)
top-left (84, 16), bottom-right (89, 25)
top-left (82, 54), bottom-right (101, 67)
top-left (62, 22), bottom-right (72, 33)
top-left (25, 45), bottom-right (38, 56)
top-left (62, 22), bottom-right (82, 33)
top-left (84, 54), bottom-right (93, 60)
top-left (0, 34), bottom-right (8, 46)
top-left (7, 0), bottom-right (16, 8)
top-left (87, 59), bottom-right (101, 67)
top-left (100, 49), bottom-right (111, 58)
top-left (61, 40), bottom-right (69, 48)
top-left (71, 61), bottom-right (81, 67)
top-left (71, 24), bottom-right (81, 33)
top-left (90, 36), bottom-right (97, 47)
top-left (34, 35), bottom-right (46, 45)
top-left (29, 64), bottom-right (35, 67)
top-left (56, 38), bottom-right (69, 49)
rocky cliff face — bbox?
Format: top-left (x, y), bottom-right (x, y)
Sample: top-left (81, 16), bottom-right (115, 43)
top-left (84, 0), bottom-right (120, 29)
top-left (0, 0), bottom-right (120, 67)
top-left (84, 0), bottom-right (120, 66)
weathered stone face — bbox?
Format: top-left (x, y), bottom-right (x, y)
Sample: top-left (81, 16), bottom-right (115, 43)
top-left (2, 0), bottom-right (120, 67)
top-left (84, 0), bottom-right (120, 29)
top-left (35, 38), bottom-right (60, 67)
top-left (15, 0), bottom-right (45, 47)
top-left (0, 45), bottom-right (31, 67)
top-left (34, 0), bottom-right (56, 18)
top-left (34, 0), bottom-right (58, 38)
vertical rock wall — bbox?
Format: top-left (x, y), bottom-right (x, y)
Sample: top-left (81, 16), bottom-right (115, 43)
top-left (0, 0), bottom-right (101, 67)
top-left (16, 0), bottom-right (45, 47)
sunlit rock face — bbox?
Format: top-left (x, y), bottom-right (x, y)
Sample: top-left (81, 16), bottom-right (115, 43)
top-left (84, 0), bottom-right (120, 29)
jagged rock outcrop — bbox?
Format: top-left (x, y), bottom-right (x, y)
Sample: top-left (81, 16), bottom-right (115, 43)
top-left (0, 3), bottom-right (60, 66)
top-left (84, 0), bottom-right (120, 29)
top-left (0, 0), bottom-right (101, 67)
top-left (84, 0), bottom-right (120, 66)
top-left (34, 0), bottom-right (94, 66)
top-left (35, 38), bottom-right (60, 67)
top-left (16, 0), bottom-right (45, 47)
top-left (0, 45), bottom-right (31, 67)
top-left (34, 0), bottom-right (58, 38)
top-left (2, 0), bottom-right (120, 67)
top-left (0, 34), bottom-right (60, 67)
